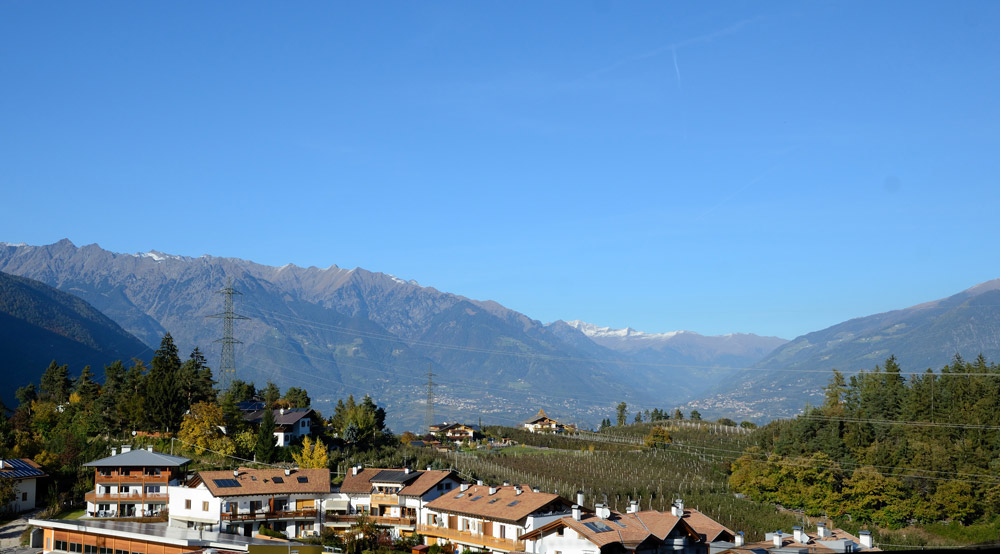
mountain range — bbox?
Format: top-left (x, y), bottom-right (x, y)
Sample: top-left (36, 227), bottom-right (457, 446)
top-left (688, 279), bottom-right (1000, 420)
top-left (0, 240), bottom-right (783, 430)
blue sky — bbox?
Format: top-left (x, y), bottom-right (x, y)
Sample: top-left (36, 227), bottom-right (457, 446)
top-left (2, 2), bottom-right (999, 339)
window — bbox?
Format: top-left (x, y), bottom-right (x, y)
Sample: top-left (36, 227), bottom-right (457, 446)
top-left (185, 499), bottom-right (192, 509)
top-left (55, 540), bottom-right (68, 551)
top-left (69, 542), bottom-right (82, 553)
top-left (21, 492), bottom-right (27, 501)
top-left (85, 545), bottom-right (98, 554)
top-left (203, 501), bottom-right (210, 511)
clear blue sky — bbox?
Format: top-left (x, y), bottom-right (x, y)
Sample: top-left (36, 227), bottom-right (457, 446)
top-left (3, 2), bottom-right (999, 339)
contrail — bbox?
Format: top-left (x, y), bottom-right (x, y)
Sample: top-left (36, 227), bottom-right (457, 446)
top-left (671, 47), bottom-right (682, 89)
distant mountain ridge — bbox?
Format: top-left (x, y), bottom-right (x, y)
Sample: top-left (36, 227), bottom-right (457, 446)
top-left (0, 270), bottom-right (152, 406)
top-left (0, 240), bottom-right (785, 430)
top-left (689, 279), bottom-right (1000, 421)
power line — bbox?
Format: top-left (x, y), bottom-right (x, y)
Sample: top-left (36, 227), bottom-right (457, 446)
top-left (207, 278), bottom-right (250, 391)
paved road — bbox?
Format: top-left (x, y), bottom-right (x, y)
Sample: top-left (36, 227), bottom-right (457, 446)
top-left (0, 509), bottom-right (41, 549)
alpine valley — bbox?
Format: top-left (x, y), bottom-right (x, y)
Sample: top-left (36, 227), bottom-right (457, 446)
top-left (0, 240), bottom-right (783, 430)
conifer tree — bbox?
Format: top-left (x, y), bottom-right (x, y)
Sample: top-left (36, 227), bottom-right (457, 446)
top-left (146, 333), bottom-right (184, 432)
top-left (39, 360), bottom-right (71, 404)
top-left (255, 408), bottom-right (277, 463)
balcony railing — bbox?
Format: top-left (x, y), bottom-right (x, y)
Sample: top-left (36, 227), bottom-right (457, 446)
top-left (370, 494), bottom-right (400, 504)
top-left (85, 491), bottom-right (168, 502)
top-left (417, 525), bottom-right (524, 552)
top-left (95, 474), bottom-right (166, 484)
top-left (222, 508), bottom-right (318, 521)
top-left (326, 514), bottom-right (416, 526)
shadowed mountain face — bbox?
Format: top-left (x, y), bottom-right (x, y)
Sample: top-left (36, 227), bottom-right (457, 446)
top-left (0, 270), bottom-right (152, 407)
top-left (689, 280), bottom-right (1000, 421)
top-left (0, 240), bottom-right (785, 430)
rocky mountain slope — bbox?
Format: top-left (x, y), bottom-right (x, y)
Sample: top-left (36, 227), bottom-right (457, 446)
top-left (689, 279), bottom-right (1000, 421)
top-left (0, 240), bottom-right (789, 429)
top-left (0, 270), bottom-right (152, 406)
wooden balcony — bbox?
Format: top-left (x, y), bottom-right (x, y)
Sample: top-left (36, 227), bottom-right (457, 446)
top-left (417, 525), bottom-right (524, 552)
top-left (222, 508), bottom-right (318, 521)
top-left (370, 493), bottom-right (400, 505)
top-left (95, 474), bottom-right (166, 484)
top-left (326, 514), bottom-right (416, 526)
top-left (85, 491), bottom-right (168, 503)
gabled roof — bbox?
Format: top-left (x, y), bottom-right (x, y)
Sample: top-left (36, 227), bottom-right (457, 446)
top-left (243, 408), bottom-right (315, 427)
top-left (425, 484), bottom-right (571, 525)
top-left (523, 409), bottom-right (556, 424)
top-left (520, 510), bottom-right (700, 547)
top-left (0, 458), bottom-right (46, 480)
top-left (236, 400), bottom-right (267, 412)
top-left (340, 467), bottom-right (460, 497)
top-left (83, 449), bottom-right (191, 468)
top-left (198, 467), bottom-right (330, 497)
top-left (682, 508), bottom-right (734, 542)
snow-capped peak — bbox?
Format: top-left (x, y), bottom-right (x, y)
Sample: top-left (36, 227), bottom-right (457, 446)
top-left (564, 320), bottom-right (685, 340)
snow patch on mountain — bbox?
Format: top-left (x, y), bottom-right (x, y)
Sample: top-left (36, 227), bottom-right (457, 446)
top-left (565, 320), bottom-right (688, 340)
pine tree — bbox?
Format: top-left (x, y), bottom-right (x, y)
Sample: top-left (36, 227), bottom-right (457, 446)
top-left (39, 360), bottom-right (71, 404)
top-left (73, 365), bottom-right (100, 404)
top-left (146, 333), bottom-right (184, 432)
top-left (255, 409), bottom-right (277, 463)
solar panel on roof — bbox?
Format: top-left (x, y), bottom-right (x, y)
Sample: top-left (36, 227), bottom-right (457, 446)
top-left (213, 479), bottom-right (242, 488)
top-left (272, 477), bottom-right (284, 484)
top-left (297, 476), bottom-right (308, 483)
top-left (583, 522), bottom-right (613, 533)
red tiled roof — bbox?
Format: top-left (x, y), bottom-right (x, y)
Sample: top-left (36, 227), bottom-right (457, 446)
top-left (199, 467), bottom-right (329, 497)
top-left (426, 484), bottom-right (571, 525)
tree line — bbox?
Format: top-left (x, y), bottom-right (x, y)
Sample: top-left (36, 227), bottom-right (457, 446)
top-left (729, 355), bottom-right (1000, 527)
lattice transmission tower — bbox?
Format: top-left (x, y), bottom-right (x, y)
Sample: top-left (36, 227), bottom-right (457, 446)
top-left (424, 364), bottom-right (435, 432)
top-left (207, 278), bottom-right (249, 391)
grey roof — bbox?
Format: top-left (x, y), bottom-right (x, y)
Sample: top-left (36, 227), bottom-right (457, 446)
top-left (83, 449), bottom-right (191, 467)
top-left (372, 469), bottom-right (423, 484)
top-left (0, 459), bottom-right (46, 480)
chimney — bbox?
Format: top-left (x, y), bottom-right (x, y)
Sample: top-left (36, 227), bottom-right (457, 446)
top-left (233, 470), bottom-right (239, 478)
top-left (735, 533), bottom-right (745, 548)
top-left (489, 487), bottom-right (497, 495)
top-left (532, 487), bottom-right (540, 493)
top-left (503, 481), bottom-right (510, 486)
top-left (572, 505), bottom-right (581, 521)
top-left (460, 483), bottom-right (470, 492)
top-left (674, 498), bottom-right (684, 512)
top-left (405, 467), bottom-right (411, 474)
top-left (147, 445), bottom-right (153, 452)
top-left (670, 504), bottom-right (681, 517)
top-left (773, 532), bottom-right (783, 548)
top-left (352, 466), bottom-right (358, 476)
top-left (628, 501), bottom-right (638, 514)
top-left (859, 531), bottom-right (872, 549)
top-left (816, 522), bottom-right (828, 538)
top-left (476, 480), bottom-right (483, 486)
top-left (111, 448), bottom-right (117, 456)
top-left (793, 526), bottom-right (804, 543)
top-left (0, 461), bottom-right (4, 470)
top-left (427, 466), bottom-right (432, 471)
top-left (577, 491), bottom-right (585, 507)
top-left (280, 408), bottom-right (285, 415)
top-left (285, 469), bottom-right (291, 476)
top-left (121, 445), bottom-right (131, 453)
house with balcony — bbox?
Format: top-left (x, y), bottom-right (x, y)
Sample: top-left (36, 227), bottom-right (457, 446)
top-left (521, 501), bottom-right (725, 554)
top-left (0, 458), bottom-right (46, 514)
top-left (523, 410), bottom-right (565, 433)
top-left (420, 483), bottom-right (574, 553)
top-left (82, 446), bottom-right (190, 518)
top-left (243, 407), bottom-right (317, 447)
top-left (718, 523), bottom-right (879, 554)
top-left (429, 423), bottom-right (480, 443)
top-left (168, 467), bottom-right (330, 539)
top-left (331, 465), bottom-right (463, 534)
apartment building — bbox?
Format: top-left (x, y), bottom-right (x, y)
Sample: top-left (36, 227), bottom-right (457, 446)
top-left (168, 467), bottom-right (330, 539)
top-left (82, 446), bottom-right (190, 518)
top-left (420, 483), bottom-right (574, 553)
top-left (331, 466), bottom-right (463, 534)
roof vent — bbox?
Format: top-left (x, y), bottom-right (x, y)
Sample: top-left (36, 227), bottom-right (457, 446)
top-left (121, 445), bottom-right (131, 453)
top-left (233, 470), bottom-right (239, 478)
top-left (503, 481), bottom-right (510, 486)
top-left (285, 469), bottom-right (291, 476)
top-left (532, 487), bottom-right (540, 493)
top-left (147, 445), bottom-right (153, 452)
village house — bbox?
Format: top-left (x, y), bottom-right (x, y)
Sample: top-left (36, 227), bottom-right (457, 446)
top-left (429, 422), bottom-right (480, 442)
top-left (714, 523), bottom-right (879, 554)
top-left (330, 465), bottom-right (463, 534)
top-left (82, 446), bottom-right (190, 519)
top-left (168, 467), bottom-right (330, 539)
top-left (521, 499), bottom-right (734, 554)
top-left (420, 483), bottom-right (574, 553)
top-left (242, 407), bottom-right (317, 447)
top-left (522, 410), bottom-right (565, 433)
top-left (0, 458), bottom-right (46, 514)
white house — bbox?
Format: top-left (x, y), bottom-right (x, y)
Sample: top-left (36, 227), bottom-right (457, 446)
top-left (332, 465), bottom-right (463, 535)
top-left (0, 458), bottom-right (46, 513)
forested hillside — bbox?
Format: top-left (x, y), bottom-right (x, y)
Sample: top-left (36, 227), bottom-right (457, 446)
top-left (730, 355), bottom-right (1000, 529)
